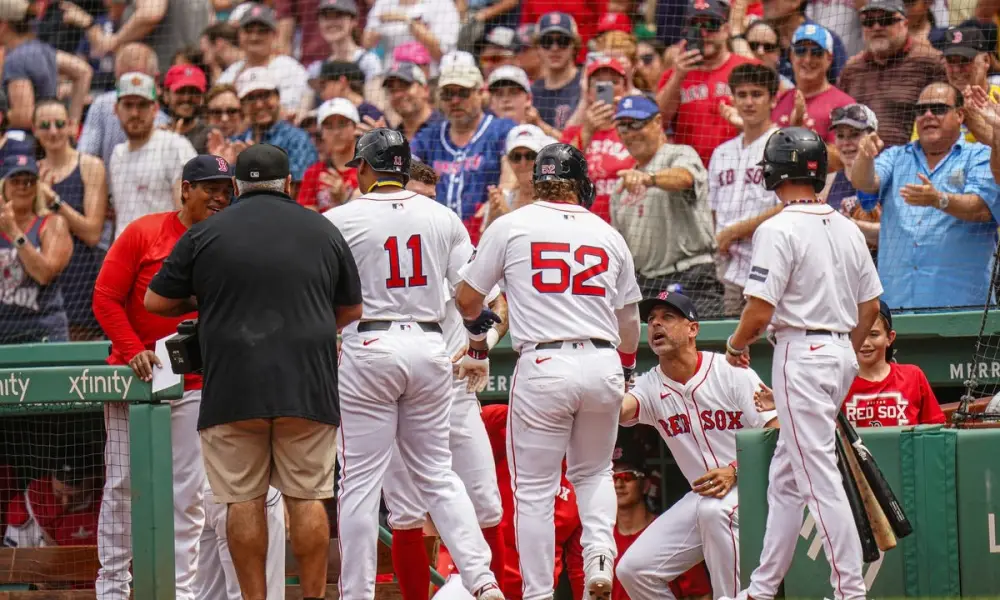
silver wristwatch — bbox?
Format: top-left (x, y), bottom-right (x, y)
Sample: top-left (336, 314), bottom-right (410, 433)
top-left (14, 235), bottom-right (27, 249)
top-left (937, 191), bottom-right (950, 210)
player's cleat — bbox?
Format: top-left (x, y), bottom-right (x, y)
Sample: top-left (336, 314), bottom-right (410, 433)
top-left (584, 554), bottom-right (613, 600)
top-left (473, 582), bottom-right (505, 600)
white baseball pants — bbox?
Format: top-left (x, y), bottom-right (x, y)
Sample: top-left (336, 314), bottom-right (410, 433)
top-left (194, 484), bottom-right (287, 600)
top-left (383, 380), bottom-right (503, 530)
top-left (616, 490), bottom-right (740, 600)
top-left (96, 390), bottom-right (207, 600)
top-left (507, 341), bottom-right (623, 600)
top-left (746, 332), bottom-right (867, 600)
top-left (337, 324), bottom-right (497, 600)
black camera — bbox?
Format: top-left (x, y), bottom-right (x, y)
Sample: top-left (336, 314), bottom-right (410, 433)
top-left (166, 319), bottom-right (203, 374)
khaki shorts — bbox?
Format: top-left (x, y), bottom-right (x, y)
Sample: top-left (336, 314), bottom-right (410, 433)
top-left (200, 417), bottom-right (337, 503)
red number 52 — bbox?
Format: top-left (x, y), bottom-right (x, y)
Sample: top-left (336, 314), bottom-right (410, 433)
top-left (530, 242), bottom-right (609, 296)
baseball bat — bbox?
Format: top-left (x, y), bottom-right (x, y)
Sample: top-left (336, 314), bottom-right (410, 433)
top-left (838, 428), bottom-right (896, 552)
top-left (835, 431), bottom-right (880, 562)
top-left (837, 412), bottom-right (914, 539)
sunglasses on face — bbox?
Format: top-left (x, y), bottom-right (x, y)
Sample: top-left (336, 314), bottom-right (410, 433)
top-left (38, 120), bottom-right (67, 130)
top-left (638, 53), bottom-right (656, 65)
top-left (7, 176), bottom-right (37, 188)
top-left (208, 107), bottom-right (241, 118)
top-left (914, 102), bottom-right (955, 116)
top-left (440, 88), bottom-right (473, 101)
top-left (539, 34), bottom-right (573, 50)
top-left (508, 149), bottom-right (537, 163)
top-left (792, 44), bottom-right (826, 58)
top-left (613, 470), bottom-right (645, 483)
top-left (615, 118), bottom-right (653, 132)
top-left (749, 40), bottom-right (779, 53)
top-left (690, 18), bottom-right (722, 32)
top-left (861, 13), bottom-right (902, 28)
top-left (945, 55), bottom-right (973, 66)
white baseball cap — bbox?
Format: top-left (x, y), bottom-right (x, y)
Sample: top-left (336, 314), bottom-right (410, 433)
top-left (117, 72), bottom-right (157, 101)
top-left (488, 65), bottom-right (531, 94)
top-left (439, 63), bottom-right (484, 90)
top-left (317, 97), bottom-right (360, 125)
top-left (505, 124), bottom-right (549, 154)
top-left (236, 67), bottom-right (278, 99)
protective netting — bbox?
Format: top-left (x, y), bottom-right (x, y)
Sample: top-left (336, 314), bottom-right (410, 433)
top-left (0, 0), bottom-right (997, 337)
top-left (0, 408), bottom-right (106, 588)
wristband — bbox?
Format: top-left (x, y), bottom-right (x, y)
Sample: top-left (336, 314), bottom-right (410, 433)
top-left (729, 460), bottom-right (738, 479)
top-left (618, 350), bottom-right (637, 369)
top-left (467, 330), bottom-right (487, 342)
top-left (725, 335), bottom-right (745, 357)
top-left (467, 347), bottom-right (488, 361)
top-left (486, 327), bottom-right (500, 351)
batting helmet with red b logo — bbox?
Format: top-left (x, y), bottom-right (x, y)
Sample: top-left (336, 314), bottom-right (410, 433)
top-left (532, 143), bottom-right (596, 210)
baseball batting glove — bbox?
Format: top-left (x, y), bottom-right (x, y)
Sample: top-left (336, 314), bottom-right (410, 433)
top-left (464, 308), bottom-right (501, 341)
top-left (457, 347), bottom-right (490, 393)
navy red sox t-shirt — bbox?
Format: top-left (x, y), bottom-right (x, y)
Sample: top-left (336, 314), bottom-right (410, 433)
top-left (531, 70), bottom-right (583, 131)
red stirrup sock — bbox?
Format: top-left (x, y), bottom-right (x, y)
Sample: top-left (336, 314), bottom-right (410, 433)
top-left (481, 524), bottom-right (506, 583)
top-left (392, 527), bottom-right (431, 600)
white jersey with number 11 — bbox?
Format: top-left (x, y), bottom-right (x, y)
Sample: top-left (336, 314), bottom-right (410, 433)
top-left (461, 201), bottom-right (642, 351)
top-left (324, 189), bottom-right (473, 326)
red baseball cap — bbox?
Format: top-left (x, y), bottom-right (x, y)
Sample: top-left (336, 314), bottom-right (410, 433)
top-left (598, 12), bottom-right (632, 35)
top-left (586, 56), bottom-right (627, 78)
top-left (164, 65), bottom-right (207, 93)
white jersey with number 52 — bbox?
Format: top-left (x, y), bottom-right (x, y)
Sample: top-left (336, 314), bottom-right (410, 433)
top-left (461, 201), bottom-right (642, 352)
top-left (324, 189), bottom-right (473, 328)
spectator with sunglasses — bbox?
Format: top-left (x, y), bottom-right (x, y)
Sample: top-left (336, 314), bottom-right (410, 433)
top-left (655, 0), bottom-right (756, 166)
top-left (560, 57), bottom-right (637, 222)
top-left (635, 40), bottom-right (666, 94)
top-left (482, 124), bottom-right (552, 228)
top-left (838, 0), bottom-right (946, 148)
top-left (850, 82), bottom-right (1000, 310)
top-left (204, 85), bottom-right (245, 139)
top-left (756, 0), bottom-right (847, 86)
top-left (610, 96), bottom-right (722, 317)
top-left (611, 435), bottom-right (712, 600)
top-left (735, 21), bottom-right (793, 92)
top-left (529, 13), bottom-right (584, 132)
top-left (820, 103), bottom-right (882, 251)
top-left (771, 23), bottom-right (855, 143)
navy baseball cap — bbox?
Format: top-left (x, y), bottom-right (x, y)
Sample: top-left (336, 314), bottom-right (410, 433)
top-left (537, 12), bottom-right (578, 38)
top-left (234, 144), bottom-right (289, 181)
top-left (941, 26), bottom-right (986, 58)
top-left (614, 95), bottom-right (659, 121)
top-left (183, 155), bottom-right (233, 183)
top-left (639, 290), bottom-right (699, 322)
top-left (612, 434), bottom-right (647, 473)
top-left (1, 154), bottom-right (38, 179)
top-left (382, 62), bottom-right (428, 86)
top-left (687, 0), bottom-right (729, 21)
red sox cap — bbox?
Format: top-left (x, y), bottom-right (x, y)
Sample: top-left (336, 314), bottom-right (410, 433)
top-left (639, 290), bottom-right (699, 323)
top-left (183, 154), bottom-right (233, 183)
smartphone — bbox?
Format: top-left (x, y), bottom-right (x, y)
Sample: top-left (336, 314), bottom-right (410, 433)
top-left (595, 81), bottom-right (615, 106)
top-left (684, 26), bottom-right (705, 62)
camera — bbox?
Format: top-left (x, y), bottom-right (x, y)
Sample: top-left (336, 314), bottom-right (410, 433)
top-left (166, 319), bottom-right (203, 374)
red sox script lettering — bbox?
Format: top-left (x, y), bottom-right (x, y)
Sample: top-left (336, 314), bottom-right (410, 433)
top-left (659, 410), bottom-right (743, 437)
top-left (716, 167), bottom-right (763, 188)
top-left (658, 415), bottom-right (691, 438)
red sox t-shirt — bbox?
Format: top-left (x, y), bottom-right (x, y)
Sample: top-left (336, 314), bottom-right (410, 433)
top-left (560, 126), bottom-right (636, 223)
top-left (657, 53), bottom-right (757, 166)
top-left (841, 363), bottom-right (946, 427)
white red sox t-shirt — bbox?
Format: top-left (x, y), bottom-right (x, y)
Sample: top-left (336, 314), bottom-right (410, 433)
top-left (626, 351), bottom-right (777, 484)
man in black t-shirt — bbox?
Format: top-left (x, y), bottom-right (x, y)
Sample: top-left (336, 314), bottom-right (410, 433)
top-left (145, 144), bottom-right (362, 600)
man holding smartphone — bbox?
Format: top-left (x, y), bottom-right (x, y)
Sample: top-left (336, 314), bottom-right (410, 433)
top-left (559, 56), bottom-right (636, 223)
top-left (654, 0), bottom-right (755, 166)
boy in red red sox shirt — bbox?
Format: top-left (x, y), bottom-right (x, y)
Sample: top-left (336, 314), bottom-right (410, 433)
top-left (91, 155), bottom-right (234, 600)
top-left (4, 457), bottom-right (101, 550)
top-left (841, 300), bottom-right (945, 427)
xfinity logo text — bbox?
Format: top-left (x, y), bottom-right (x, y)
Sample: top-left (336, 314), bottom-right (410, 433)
top-left (69, 369), bottom-right (133, 400)
top-left (0, 372), bottom-right (30, 403)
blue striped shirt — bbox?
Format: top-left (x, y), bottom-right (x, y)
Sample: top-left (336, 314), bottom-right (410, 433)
top-left (233, 121), bottom-right (318, 182)
top-left (863, 138), bottom-right (1000, 310)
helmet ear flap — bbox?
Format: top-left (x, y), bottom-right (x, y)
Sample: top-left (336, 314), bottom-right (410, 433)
top-left (578, 179), bottom-right (596, 209)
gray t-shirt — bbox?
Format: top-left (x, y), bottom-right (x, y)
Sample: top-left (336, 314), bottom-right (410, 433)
top-left (610, 143), bottom-right (715, 278)
top-left (124, 0), bottom-right (211, 70)
top-left (2, 39), bottom-right (57, 100)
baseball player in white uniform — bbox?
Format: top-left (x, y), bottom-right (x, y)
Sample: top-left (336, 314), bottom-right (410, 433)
top-left (195, 485), bottom-right (286, 600)
top-left (324, 129), bottom-right (503, 600)
top-left (721, 127), bottom-right (882, 600)
top-left (708, 63), bottom-right (781, 317)
top-left (456, 143), bottom-right (643, 600)
top-left (616, 291), bottom-right (777, 600)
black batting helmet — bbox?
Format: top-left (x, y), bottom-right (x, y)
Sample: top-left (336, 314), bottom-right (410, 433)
top-left (346, 128), bottom-right (411, 184)
top-left (533, 143), bottom-right (597, 209)
top-left (759, 127), bottom-right (828, 193)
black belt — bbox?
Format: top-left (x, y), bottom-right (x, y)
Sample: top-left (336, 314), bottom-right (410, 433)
top-left (357, 320), bottom-right (442, 333)
top-left (535, 339), bottom-right (615, 350)
top-left (806, 329), bottom-right (847, 337)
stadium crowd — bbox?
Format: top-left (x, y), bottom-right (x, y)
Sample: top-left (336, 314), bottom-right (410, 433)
top-left (0, 0), bottom-right (987, 595)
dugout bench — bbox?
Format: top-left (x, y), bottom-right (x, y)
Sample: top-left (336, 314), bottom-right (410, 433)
top-left (0, 342), bottom-right (444, 600)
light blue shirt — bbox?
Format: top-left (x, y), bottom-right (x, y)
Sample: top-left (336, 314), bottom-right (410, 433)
top-left (863, 138), bottom-right (1000, 310)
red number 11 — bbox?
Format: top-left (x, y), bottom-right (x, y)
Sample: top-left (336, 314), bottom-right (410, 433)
top-left (384, 234), bottom-right (427, 288)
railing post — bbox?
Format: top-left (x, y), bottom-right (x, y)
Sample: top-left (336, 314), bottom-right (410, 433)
top-left (130, 401), bottom-right (176, 600)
